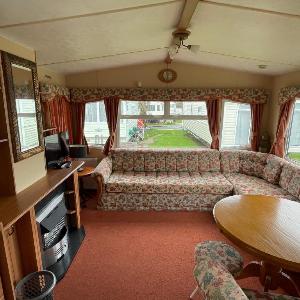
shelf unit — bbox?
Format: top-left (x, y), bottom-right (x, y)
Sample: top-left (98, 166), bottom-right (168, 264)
top-left (0, 161), bottom-right (84, 300)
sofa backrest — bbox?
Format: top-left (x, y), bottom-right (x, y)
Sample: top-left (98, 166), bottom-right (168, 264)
top-left (220, 150), bottom-right (268, 178)
top-left (110, 148), bottom-right (221, 172)
top-left (279, 160), bottom-right (300, 198)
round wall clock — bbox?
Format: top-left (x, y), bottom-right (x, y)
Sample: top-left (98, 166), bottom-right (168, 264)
top-left (158, 68), bottom-right (177, 83)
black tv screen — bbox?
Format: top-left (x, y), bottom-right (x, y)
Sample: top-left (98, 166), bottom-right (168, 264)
top-left (45, 131), bottom-right (69, 164)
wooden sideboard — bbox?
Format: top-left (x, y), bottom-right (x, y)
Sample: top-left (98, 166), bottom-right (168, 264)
top-left (0, 161), bottom-right (83, 300)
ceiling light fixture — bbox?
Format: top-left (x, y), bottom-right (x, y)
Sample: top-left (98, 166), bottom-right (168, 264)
top-left (168, 29), bottom-right (200, 59)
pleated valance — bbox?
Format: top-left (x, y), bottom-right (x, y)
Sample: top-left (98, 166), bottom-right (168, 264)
top-left (70, 87), bottom-right (269, 104)
top-left (279, 86), bottom-right (300, 104)
top-left (15, 85), bottom-right (34, 99)
top-left (39, 82), bottom-right (70, 102)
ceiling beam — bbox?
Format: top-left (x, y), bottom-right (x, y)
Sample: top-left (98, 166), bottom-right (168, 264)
top-left (165, 0), bottom-right (199, 63)
top-left (177, 0), bottom-right (200, 29)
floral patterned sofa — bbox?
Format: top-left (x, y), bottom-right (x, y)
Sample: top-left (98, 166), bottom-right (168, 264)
top-left (94, 148), bottom-right (300, 211)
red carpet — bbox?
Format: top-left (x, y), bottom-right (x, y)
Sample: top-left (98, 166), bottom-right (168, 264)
top-left (54, 200), bottom-right (268, 300)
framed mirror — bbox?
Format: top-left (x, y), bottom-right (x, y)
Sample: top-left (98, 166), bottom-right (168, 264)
top-left (1, 52), bottom-right (43, 162)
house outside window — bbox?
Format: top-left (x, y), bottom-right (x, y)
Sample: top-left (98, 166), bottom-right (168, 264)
top-left (16, 98), bottom-right (39, 152)
top-left (221, 100), bottom-right (251, 149)
top-left (84, 101), bottom-right (109, 146)
top-left (286, 99), bottom-right (300, 163)
top-left (118, 100), bottom-right (211, 148)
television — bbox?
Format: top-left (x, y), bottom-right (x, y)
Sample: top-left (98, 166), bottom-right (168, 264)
top-left (44, 131), bottom-right (70, 166)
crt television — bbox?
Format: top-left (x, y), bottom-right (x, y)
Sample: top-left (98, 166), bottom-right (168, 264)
top-left (44, 131), bottom-right (69, 165)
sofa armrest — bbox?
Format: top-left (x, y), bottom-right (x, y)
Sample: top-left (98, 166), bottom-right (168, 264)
top-left (93, 157), bottom-right (112, 195)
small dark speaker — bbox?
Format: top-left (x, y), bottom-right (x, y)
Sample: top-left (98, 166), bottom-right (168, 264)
top-left (69, 145), bottom-right (87, 158)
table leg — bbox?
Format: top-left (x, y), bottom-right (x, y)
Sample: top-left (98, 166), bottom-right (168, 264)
top-left (237, 261), bottom-right (300, 297)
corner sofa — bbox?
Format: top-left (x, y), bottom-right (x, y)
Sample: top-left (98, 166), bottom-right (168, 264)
top-left (94, 148), bottom-right (300, 211)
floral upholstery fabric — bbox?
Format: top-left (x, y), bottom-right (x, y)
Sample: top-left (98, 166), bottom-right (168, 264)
top-left (224, 173), bottom-right (298, 201)
top-left (220, 150), bottom-right (240, 173)
top-left (194, 259), bottom-right (248, 300)
top-left (110, 149), bottom-right (221, 172)
top-left (93, 156), bottom-right (112, 183)
top-left (194, 241), bottom-right (243, 277)
top-left (279, 161), bottom-right (300, 198)
top-left (263, 155), bottom-right (284, 184)
top-left (106, 171), bottom-right (233, 195)
top-left (194, 259), bottom-right (300, 300)
top-left (239, 151), bottom-right (268, 178)
top-left (99, 193), bottom-right (226, 211)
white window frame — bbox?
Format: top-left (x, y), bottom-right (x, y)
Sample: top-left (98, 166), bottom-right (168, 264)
top-left (220, 99), bottom-right (252, 150)
top-left (117, 100), bottom-right (208, 147)
top-left (285, 98), bottom-right (300, 164)
top-left (84, 101), bottom-right (108, 148)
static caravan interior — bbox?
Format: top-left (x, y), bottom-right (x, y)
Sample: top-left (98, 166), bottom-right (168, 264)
top-left (0, 1), bottom-right (299, 299)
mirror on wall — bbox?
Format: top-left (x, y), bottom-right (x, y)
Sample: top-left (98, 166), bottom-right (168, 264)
top-left (1, 52), bottom-right (43, 162)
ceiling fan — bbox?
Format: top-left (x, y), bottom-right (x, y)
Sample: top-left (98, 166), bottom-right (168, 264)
top-left (168, 28), bottom-right (201, 60)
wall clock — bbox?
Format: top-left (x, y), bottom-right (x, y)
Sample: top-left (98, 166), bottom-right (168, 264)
top-left (158, 68), bottom-right (177, 83)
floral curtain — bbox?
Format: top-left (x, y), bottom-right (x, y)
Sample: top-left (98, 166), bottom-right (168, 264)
top-left (70, 102), bottom-right (86, 145)
top-left (40, 83), bottom-right (73, 143)
top-left (103, 96), bottom-right (120, 156)
top-left (270, 99), bottom-right (295, 157)
top-left (206, 100), bottom-right (220, 149)
top-left (278, 86), bottom-right (300, 104)
top-left (70, 87), bottom-right (269, 104)
top-left (250, 103), bottom-right (264, 151)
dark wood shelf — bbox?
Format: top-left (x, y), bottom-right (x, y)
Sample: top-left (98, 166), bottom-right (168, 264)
top-left (0, 139), bottom-right (8, 143)
top-left (0, 160), bottom-right (84, 230)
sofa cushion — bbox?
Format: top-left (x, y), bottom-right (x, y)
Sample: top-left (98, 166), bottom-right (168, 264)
top-left (239, 151), bottom-right (268, 178)
top-left (279, 161), bottom-right (299, 192)
top-left (220, 150), bottom-right (240, 173)
top-left (111, 149), bottom-right (221, 172)
top-left (225, 173), bottom-right (298, 201)
top-left (106, 171), bottom-right (233, 195)
top-left (263, 155), bottom-right (283, 184)
top-left (287, 169), bottom-right (300, 198)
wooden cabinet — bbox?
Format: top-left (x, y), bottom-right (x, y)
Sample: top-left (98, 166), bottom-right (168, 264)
top-left (0, 162), bottom-right (83, 300)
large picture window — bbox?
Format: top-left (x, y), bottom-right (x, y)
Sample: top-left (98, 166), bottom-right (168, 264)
top-left (221, 100), bottom-right (251, 149)
top-left (286, 99), bottom-right (300, 163)
top-left (118, 100), bottom-right (211, 148)
top-left (84, 101), bottom-right (109, 146)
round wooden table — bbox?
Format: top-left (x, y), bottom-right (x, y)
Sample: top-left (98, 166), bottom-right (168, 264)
top-left (213, 195), bottom-right (300, 297)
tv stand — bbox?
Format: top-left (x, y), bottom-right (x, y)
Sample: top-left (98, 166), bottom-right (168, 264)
top-left (0, 161), bottom-right (84, 300)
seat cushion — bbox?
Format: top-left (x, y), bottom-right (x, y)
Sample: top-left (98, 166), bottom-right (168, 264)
top-left (106, 171), bottom-right (233, 195)
top-left (225, 173), bottom-right (298, 201)
top-left (195, 241), bottom-right (243, 277)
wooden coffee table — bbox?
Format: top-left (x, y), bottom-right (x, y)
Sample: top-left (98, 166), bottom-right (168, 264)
top-left (213, 195), bottom-right (300, 297)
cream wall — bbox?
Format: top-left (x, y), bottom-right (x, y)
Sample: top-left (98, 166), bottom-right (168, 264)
top-left (0, 36), bottom-right (48, 193)
top-left (268, 70), bottom-right (300, 142)
top-left (66, 61), bottom-right (274, 136)
top-left (38, 66), bottom-right (66, 86)
top-left (66, 61), bottom-right (273, 89)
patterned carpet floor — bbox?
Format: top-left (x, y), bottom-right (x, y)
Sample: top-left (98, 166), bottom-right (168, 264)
top-left (54, 198), bottom-right (297, 299)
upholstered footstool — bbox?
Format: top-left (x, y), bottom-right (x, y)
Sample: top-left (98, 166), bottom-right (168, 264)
top-left (190, 240), bottom-right (244, 299)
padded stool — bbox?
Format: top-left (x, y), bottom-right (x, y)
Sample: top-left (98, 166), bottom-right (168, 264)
top-left (190, 240), bottom-right (244, 299)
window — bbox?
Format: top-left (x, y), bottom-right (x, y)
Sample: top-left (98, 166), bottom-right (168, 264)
top-left (286, 99), bottom-right (300, 163)
top-left (118, 100), bottom-right (211, 148)
top-left (16, 98), bottom-right (39, 152)
top-left (84, 101), bottom-right (109, 146)
top-left (221, 101), bottom-right (251, 149)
